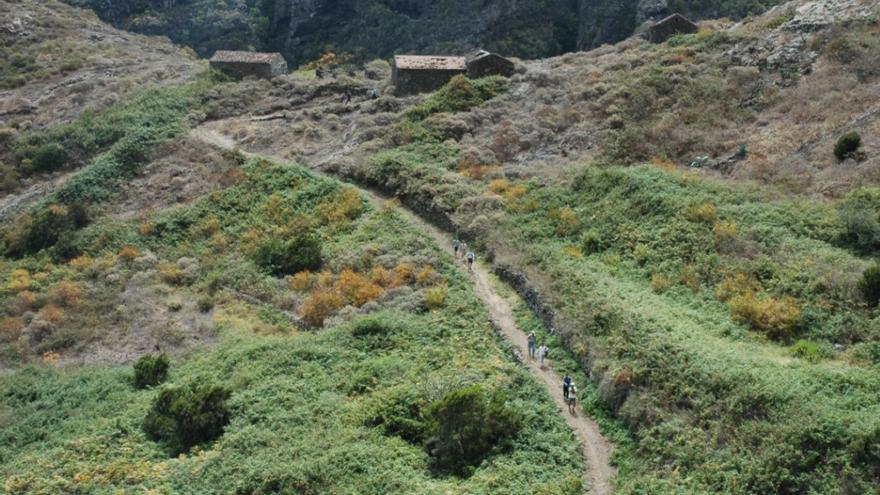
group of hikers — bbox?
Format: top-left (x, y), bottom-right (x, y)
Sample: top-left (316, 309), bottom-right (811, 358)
top-left (340, 86), bottom-right (379, 104)
top-left (451, 238), bottom-right (476, 271)
top-left (529, 332), bottom-right (578, 414)
top-left (451, 237), bottom-right (577, 413)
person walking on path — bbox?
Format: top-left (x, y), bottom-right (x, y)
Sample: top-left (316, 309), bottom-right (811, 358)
top-left (568, 383), bottom-right (578, 414)
top-left (452, 238), bottom-right (460, 258)
top-left (466, 250), bottom-right (475, 271)
top-left (527, 332), bottom-right (537, 360)
top-left (563, 373), bottom-right (572, 400)
top-left (538, 344), bottom-right (549, 367)
top-left (459, 242), bottom-right (467, 259)
top-left (342, 91), bottom-right (352, 104)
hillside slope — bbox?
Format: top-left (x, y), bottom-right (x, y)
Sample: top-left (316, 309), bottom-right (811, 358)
top-left (3, 0), bottom-right (880, 493)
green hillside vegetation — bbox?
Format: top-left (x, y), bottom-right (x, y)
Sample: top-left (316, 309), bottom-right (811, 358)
top-left (0, 135), bottom-right (584, 492)
top-left (331, 41), bottom-right (880, 490)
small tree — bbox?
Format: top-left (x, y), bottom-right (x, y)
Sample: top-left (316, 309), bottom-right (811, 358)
top-left (144, 383), bottom-right (231, 456)
top-left (253, 235), bottom-right (322, 276)
top-left (422, 385), bottom-right (522, 476)
top-left (30, 143), bottom-right (67, 172)
top-left (134, 354), bottom-right (170, 389)
top-left (859, 264), bottom-right (880, 307)
top-left (834, 131), bottom-right (861, 161)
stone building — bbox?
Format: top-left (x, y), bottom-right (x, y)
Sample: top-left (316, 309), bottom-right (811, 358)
top-left (466, 50), bottom-right (515, 78)
top-left (209, 51), bottom-right (288, 79)
top-left (646, 13), bottom-right (698, 43)
top-left (392, 55), bottom-right (467, 95)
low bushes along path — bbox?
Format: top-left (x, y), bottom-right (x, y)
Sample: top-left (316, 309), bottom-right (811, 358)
top-left (191, 126), bottom-right (617, 494)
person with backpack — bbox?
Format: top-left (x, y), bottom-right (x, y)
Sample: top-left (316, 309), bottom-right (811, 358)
top-left (466, 250), bottom-right (475, 271)
top-left (568, 383), bottom-right (578, 414)
top-left (527, 332), bottom-right (537, 360)
top-left (371, 86), bottom-right (379, 99)
top-left (563, 373), bottom-right (572, 400)
top-left (538, 344), bottom-right (549, 367)
top-left (452, 238), bottom-right (460, 257)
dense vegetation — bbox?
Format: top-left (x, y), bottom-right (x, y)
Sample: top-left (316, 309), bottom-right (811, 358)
top-left (0, 76), bottom-right (584, 491)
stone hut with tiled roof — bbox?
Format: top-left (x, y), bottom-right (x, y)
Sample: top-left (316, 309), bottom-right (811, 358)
top-left (392, 55), bottom-right (467, 95)
top-left (209, 51), bottom-right (288, 79)
top-left (646, 14), bottom-right (699, 43)
top-left (466, 50), bottom-right (515, 78)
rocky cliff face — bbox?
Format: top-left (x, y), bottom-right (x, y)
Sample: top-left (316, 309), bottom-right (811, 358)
top-left (63, 0), bottom-right (785, 64)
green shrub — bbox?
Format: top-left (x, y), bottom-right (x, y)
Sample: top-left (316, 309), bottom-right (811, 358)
top-left (838, 197), bottom-right (880, 253)
top-left (351, 314), bottom-right (394, 337)
top-left (364, 386), bottom-right (426, 443)
top-left (134, 354), bottom-right (170, 389)
top-left (405, 75), bottom-right (508, 122)
top-left (789, 340), bottom-right (824, 363)
top-left (422, 385), bottom-right (522, 476)
top-left (834, 131), bottom-right (862, 161)
top-left (3, 203), bottom-right (89, 257)
top-left (30, 143), bottom-right (67, 172)
top-left (858, 264), bottom-right (880, 307)
top-left (580, 228), bottom-right (608, 254)
top-left (143, 383), bottom-right (231, 456)
top-left (197, 295), bottom-right (215, 313)
top-left (853, 341), bottom-right (880, 365)
top-left (253, 235), bottom-right (322, 277)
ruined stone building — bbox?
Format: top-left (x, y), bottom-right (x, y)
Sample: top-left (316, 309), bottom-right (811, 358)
top-left (392, 55), bottom-right (466, 95)
top-left (209, 51), bottom-right (288, 79)
top-left (466, 50), bottom-right (515, 78)
top-left (646, 13), bottom-right (699, 43)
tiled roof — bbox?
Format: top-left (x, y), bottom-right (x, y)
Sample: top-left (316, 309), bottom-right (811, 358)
top-left (210, 51), bottom-right (285, 64)
top-left (394, 55), bottom-right (466, 71)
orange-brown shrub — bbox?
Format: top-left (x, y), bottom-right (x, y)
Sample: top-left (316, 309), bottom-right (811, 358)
top-left (650, 273), bottom-right (673, 293)
top-left (288, 271), bottom-right (313, 291)
top-left (138, 222), bottom-right (156, 236)
top-left (713, 221), bottom-right (738, 242)
top-left (488, 179), bottom-right (510, 195)
top-left (300, 288), bottom-right (344, 327)
top-left (118, 245), bottom-right (140, 263)
top-left (68, 255), bottom-right (94, 272)
top-left (548, 207), bottom-right (582, 237)
top-left (650, 156), bottom-right (677, 172)
top-left (370, 266), bottom-right (392, 287)
top-left (6, 268), bottom-right (31, 292)
top-left (715, 273), bottom-right (757, 302)
top-left (457, 155), bottom-right (499, 180)
top-left (37, 303), bottom-right (65, 325)
top-left (47, 281), bottom-right (84, 308)
top-left (316, 270), bottom-right (335, 289)
top-left (728, 292), bottom-right (801, 340)
top-left (0, 317), bottom-right (24, 343)
top-left (394, 263), bottom-right (415, 285)
top-left (15, 290), bottom-right (39, 310)
top-left (686, 202), bottom-right (718, 223)
top-left (336, 269), bottom-right (384, 307)
top-left (415, 265), bottom-right (438, 286)
top-left (158, 263), bottom-right (184, 285)
top-left (316, 188), bottom-right (363, 226)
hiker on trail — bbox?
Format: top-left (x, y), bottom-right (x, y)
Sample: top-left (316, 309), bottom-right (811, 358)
top-left (452, 238), bottom-right (460, 257)
top-left (538, 344), bottom-right (549, 367)
top-left (568, 383), bottom-right (578, 414)
top-left (466, 250), bottom-right (475, 271)
top-left (371, 86), bottom-right (379, 99)
top-left (527, 332), bottom-right (537, 360)
top-left (316, 67), bottom-right (324, 79)
top-left (343, 91), bottom-right (352, 104)
top-left (563, 373), bottom-right (572, 400)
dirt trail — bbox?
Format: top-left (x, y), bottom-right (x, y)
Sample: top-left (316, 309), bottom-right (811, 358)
top-left (191, 126), bottom-right (616, 494)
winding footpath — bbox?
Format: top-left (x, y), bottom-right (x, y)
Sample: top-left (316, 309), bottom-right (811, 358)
top-left (191, 127), bottom-right (616, 494)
